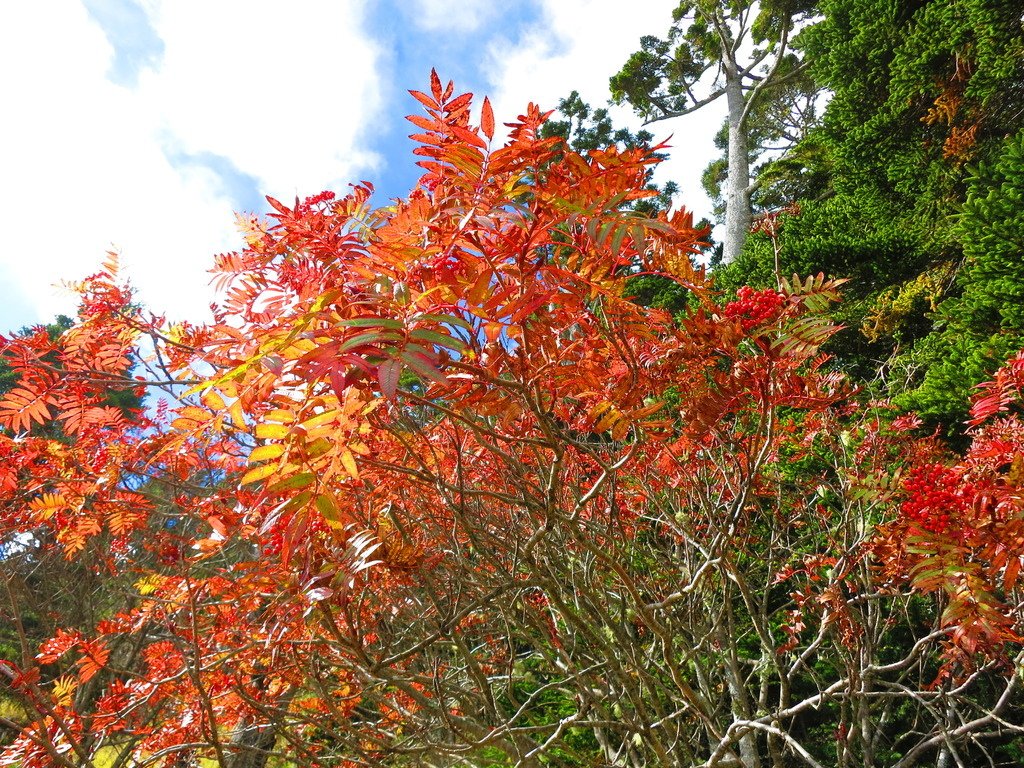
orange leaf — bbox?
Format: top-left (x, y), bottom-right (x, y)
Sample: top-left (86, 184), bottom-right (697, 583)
top-left (409, 89), bottom-right (437, 111)
top-left (1006, 556), bottom-right (1022, 592)
top-left (0, 386), bottom-right (57, 432)
top-left (229, 397), bottom-right (247, 427)
top-left (77, 640), bottom-right (110, 683)
top-left (590, 401), bottom-right (626, 434)
top-left (202, 388), bottom-right (226, 410)
top-left (29, 493), bottom-right (67, 521)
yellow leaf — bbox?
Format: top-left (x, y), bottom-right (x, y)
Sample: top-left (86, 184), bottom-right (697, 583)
top-left (249, 444), bottom-right (285, 463)
top-left (340, 449), bottom-right (359, 480)
top-left (135, 574), bottom-right (165, 595)
top-left (53, 675), bottom-right (77, 707)
top-left (255, 423), bottom-right (290, 439)
top-left (590, 401), bottom-right (624, 433)
top-left (1009, 454), bottom-right (1024, 487)
top-left (301, 409), bottom-right (339, 431)
top-left (202, 388), bottom-right (226, 410)
top-left (349, 440), bottom-right (371, 456)
top-left (241, 463), bottom-right (277, 485)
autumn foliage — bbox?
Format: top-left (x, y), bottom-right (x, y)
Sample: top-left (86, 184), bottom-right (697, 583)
top-left (1, 73), bottom-right (1023, 768)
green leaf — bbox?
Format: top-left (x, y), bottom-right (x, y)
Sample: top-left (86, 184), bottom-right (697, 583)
top-left (266, 472), bottom-right (316, 493)
top-left (315, 493), bottom-right (339, 523)
top-left (339, 317), bottom-right (405, 330)
top-left (417, 313), bottom-right (474, 332)
top-left (339, 331), bottom-right (404, 353)
top-left (409, 328), bottom-right (466, 351)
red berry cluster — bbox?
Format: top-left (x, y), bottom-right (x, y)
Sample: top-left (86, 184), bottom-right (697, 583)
top-left (724, 286), bottom-right (787, 331)
top-left (262, 523), bottom-right (285, 558)
top-left (901, 463), bottom-right (975, 534)
top-left (297, 189), bottom-right (336, 214)
top-left (261, 512), bottom-right (333, 559)
top-left (78, 276), bottom-right (134, 318)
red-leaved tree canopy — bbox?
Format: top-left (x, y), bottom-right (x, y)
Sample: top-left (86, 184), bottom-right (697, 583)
top-left (1, 72), bottom-right (1023, 768)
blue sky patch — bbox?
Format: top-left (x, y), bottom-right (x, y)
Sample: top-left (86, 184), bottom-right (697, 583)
top-left (163, 149), bottom-right (266, 214)
top-left (0, 266), bottom-right (46, 330)
top-left (82, 0), bottom-right (163, 87)
top-left (364, 1), bottom-right (543, 202)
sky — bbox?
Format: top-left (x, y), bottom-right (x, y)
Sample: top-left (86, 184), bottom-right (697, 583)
top-left (0, 0), bottom-right (725, 333)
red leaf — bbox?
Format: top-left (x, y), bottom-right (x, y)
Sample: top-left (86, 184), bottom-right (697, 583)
top-left (378, 358), bottom-right (402, 400)
top-left (406, 114), bottom-right (439, 132)
top-left (445, 92), bottom-right (473, 114)
top-left (430, 68), bottom-right (442, 100)
top-left (38, 629), bottom-right (83, 664)
top-left (481, 96), bottom-right (494, 140)
top-left (409, 89), bottom-right (438, 111)
top-left (265, 195), bottom-right (290, 215)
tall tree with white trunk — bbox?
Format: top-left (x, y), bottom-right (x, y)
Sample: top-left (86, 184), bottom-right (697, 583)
top-left (612, 0), bottom-right (817, 264)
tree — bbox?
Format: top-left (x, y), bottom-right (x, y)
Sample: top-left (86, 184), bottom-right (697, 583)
top-left (2, 73), bottom-right (1024, 768)
top-left (713, 0), bottom-right (1024, 425)
top-left (901, 128), bottom-right (1024, 427)
top-left (541, 91), bottom-right (696, 315)
top-left (611, 0), bottom-right (819, 264)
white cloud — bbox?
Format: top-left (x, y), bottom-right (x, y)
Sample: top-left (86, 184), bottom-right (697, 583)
top-left (138, 0), bottom-right (383, 199)
top-left (0, 1), bottom-right (723, 334)
top-left (482, 0), bottom-right (725, 222)
top-left (0, 1), bottom-right (229, 326)
top-left (0, 1), bottom-right (383, 330)
top-left (408, 0), bottom-right (495, 32)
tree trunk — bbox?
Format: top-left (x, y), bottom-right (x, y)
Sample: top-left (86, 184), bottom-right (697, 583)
top-left (222, 720), bottom-right (279, 768)
top-left (718, 610), bottom-right (761, 768)
top-left (722, 65), bottom-right (752, 265)
top-left (935, 699), bottom-right (957, 768)
top-left (222, 683), bottom-right (295, 768)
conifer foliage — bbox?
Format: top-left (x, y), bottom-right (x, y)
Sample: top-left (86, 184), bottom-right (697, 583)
top-left (1, 74), bottom-right (1023, 768)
